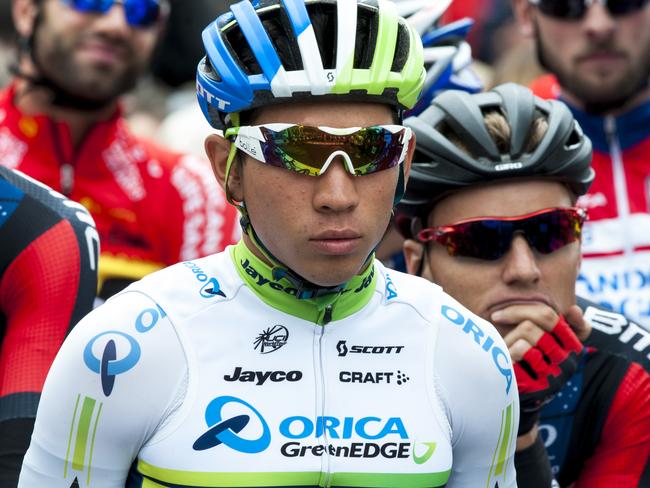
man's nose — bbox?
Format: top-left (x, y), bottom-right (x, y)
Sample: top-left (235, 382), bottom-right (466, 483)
top-left (312, 156), bottom-right (360, 213)
top-left (501, 234), bottom-right (542, 286)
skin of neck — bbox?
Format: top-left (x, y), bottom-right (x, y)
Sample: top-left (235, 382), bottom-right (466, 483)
top-left (241, 226), bottom-right (372, 288)
top-left (13, 57), bottom-right (118, 147)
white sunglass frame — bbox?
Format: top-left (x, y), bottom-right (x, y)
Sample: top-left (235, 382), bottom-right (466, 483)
top-left (226, 123), bottom-right (413, 176)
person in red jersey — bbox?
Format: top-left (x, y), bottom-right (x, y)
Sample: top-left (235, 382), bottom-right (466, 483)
top-left (0, 166), bottom-right (98, 486)
top-left (1, 0), bottom-right (240, 300)
top-left (513, 0), bottom-right (650, 332)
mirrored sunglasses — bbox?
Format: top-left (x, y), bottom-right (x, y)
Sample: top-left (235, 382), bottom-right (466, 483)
top-left (417, 207), bottom-right (587, 260)
top-left (225, 124), bottom-right (412, 177)
top-left (61, 0), bottom-right (163, 28)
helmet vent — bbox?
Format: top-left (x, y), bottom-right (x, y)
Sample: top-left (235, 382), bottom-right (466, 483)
top-left (565, 127), bottom-right (582, 149)
top-left (391, 22), bottom-right (409, 72)
top-left (225, 22), bottom-right (265, 76)
top-left (202, 57), bottom-right (222, 83)
top-left (307, 4), bottom-right (337, 69)
top-left (354, 5), bottom-right (378, 69)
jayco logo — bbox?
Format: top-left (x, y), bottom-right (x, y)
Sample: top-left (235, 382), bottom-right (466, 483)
top-left (183, 261), bottom-right (225, 298)
top-left (224, 367), bottom-right (303, 385)
top-left (241, 258), bottom-right (303, 296)
top-left (354, 266), bottom-right (375, 293)
top-left (241, 259), bottom-right (373, 297)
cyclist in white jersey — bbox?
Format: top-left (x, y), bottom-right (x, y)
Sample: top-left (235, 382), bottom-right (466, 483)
top-left (18, 1), bottom-right (519, 487)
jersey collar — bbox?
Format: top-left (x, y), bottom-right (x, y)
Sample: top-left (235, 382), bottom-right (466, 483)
top-left (231, 240), bottom-right (376, 325)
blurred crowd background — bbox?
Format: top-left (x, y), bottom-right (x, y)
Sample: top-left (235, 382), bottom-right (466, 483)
top-left (0, 0), bottom-right (547, 156)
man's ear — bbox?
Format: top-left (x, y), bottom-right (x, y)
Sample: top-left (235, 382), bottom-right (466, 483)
top-left (403, 238), bottom-right (424, 276)
top-left (512, 0), bottom-right (536, 38)
top-left (13, 0), bottom-right (39, 38)
top-left (204, 134), bottom-right (243, 202)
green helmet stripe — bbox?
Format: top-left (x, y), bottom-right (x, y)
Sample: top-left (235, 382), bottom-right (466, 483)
top-left (330, 3), bottom-right (424, 110)
top-left (332, 55), bottom-right (354, 95)
top-left (367, 2), bottom-right (399, 95)
top-left (398, 24), bottom-right (425, 109)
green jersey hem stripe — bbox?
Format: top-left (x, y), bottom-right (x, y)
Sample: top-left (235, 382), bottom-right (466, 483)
top-left (137, 460), bottom-right (451, 487)
top-left (332, 470), bottom-right (450, 487)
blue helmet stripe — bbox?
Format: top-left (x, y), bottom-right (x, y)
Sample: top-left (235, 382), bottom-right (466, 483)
top-left (422, 18), bottom-right (473, 47)
top-left (201, 22), bottom-right (252, 107)
top-left (281, 0), bottom-right (312, 37)
top-left (202, 25), bottom-right (246, 87)
top-left (231, 1), bottom-right (281, 86)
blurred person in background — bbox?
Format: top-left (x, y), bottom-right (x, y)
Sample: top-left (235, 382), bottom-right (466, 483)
top-left (0, 0), bottom-right (15, 86)
top-left (376, 0), bottom-right (484, 271)
top-left (1, 0), bottom-right (239, 301)
top-left (0, 166), bottom-right (98, 486)
top-left (399, 83), bottom-right (650, 487)
top-left (514, 0), bottom-right (650, 331)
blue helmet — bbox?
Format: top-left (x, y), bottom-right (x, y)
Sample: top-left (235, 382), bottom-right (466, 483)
top-left (197, 0), bottom-right (426, 129)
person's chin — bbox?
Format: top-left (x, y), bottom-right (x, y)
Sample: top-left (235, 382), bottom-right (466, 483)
top-left (303, 257), bottom-right (367, 287)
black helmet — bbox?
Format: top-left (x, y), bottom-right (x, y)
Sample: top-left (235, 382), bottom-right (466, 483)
top-left (397, 82), bottom-right (594, 234)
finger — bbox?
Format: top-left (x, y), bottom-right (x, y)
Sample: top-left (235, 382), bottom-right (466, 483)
top-left (521, 346), bottom-right (560, 385)
top-left (516, 348), bottom-right (551, 392)
top-left (491, 303), bottom-right (559, 332)
top-left (551, 316), bottom-right (583, 354)
top-left (509, 337), bottom-right (533, 362)
top-left (503, 320), bottom-right (545, 348)
top-left (535, 332), bottom-right (566, 364)
top-left (565, 304), bottom-right (592, 342)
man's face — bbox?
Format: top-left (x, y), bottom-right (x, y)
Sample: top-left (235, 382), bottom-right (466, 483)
top-left (223, 101), bottom-right (411, 288)
top-left (31, 0), bottom-right (161, 103)
top-left (404, 180), bottom-right (581, 337)
top-left (517, 0), bottom-right (650, 107)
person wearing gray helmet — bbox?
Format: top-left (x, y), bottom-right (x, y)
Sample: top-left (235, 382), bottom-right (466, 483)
top-left (398, 82), bottom-right (650, 487)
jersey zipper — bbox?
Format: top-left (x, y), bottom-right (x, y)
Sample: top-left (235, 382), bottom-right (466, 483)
top-left (605, 116), bottom-right (633, 257)
top-left (317, 303), bottom-right (334, 486)
top-left (49, 119), bottom-right (93, 196)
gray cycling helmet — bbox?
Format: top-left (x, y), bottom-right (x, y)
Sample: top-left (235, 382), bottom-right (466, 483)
top-left (397, 82), bottom-right (594, 233)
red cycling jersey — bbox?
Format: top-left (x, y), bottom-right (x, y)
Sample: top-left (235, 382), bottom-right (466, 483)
top-left (531, 75), bottom-right (650, 331)
top-left (0, 166), bottom-right (98, 485)
top-left (0, 83), bottom-right (240, 298)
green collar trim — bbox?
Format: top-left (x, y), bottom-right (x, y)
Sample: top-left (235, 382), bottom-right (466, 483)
top-left (231, 241), bottom-right (376, 325)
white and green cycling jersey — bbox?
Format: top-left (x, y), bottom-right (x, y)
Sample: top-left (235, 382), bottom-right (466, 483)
top-left (19, 241), bottom-right (519, 488)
